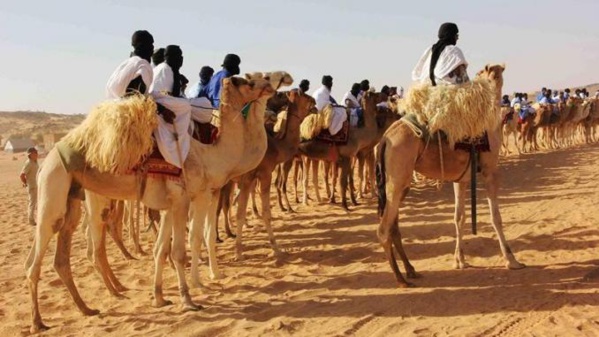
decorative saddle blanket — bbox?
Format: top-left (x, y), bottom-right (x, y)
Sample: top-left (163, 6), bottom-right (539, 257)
top-left (143, 146), bottom-right (182, 177)
top-left (315, 112), bottom-right (350, 145)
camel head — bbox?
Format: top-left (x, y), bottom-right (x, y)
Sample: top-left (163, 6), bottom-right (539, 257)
top-left (221, 76), bottom-right (275, 110)
top-left (476, 63), bottom-right (505, 89)
top-left (287, 89), bottom-right (317, 119)
top-left (245, 71), bottom-right (294, 91)
top-left (267, 91), bottom-right (291, 113)
top-left (361, 91), bottom-right (386, 111)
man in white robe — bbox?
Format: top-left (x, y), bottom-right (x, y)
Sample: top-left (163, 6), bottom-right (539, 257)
top-left (106, 30), bottom-right (154, 99)
top-left (150, 45), bottom-right (192, 168)
top-left (412, 23), bottom-right (469, 86)
top-left (312, 75), bottom-right (347, 135)
top-left (343, 83), bottom-right (361, 127)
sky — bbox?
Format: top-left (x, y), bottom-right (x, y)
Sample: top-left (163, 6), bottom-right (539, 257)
top-left (1, 0), bottom-right (598, 114)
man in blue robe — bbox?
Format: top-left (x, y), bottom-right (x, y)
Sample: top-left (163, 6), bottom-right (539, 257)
top-left (199, 54), bottom-right (241, 108)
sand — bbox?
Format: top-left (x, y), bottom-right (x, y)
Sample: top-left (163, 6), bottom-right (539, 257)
top-left (1, 143), bottom-right (598, 337)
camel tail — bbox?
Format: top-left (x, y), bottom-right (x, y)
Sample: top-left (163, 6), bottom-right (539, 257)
top-left (375, 141), bottom-right (387, 217)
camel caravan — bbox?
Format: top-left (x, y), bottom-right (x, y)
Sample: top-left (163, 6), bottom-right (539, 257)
top-left (500, 88), bottom-right (599, 155)
top-left (36, 23), bottom-right (599, 332)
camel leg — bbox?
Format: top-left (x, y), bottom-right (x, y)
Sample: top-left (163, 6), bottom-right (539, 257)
top-left (348, 158), bottom-right (359, 206)
top-left (258, 171), bottom-right (283, 257)
top-left (357, 152), bottom-right (365, 199)
top-left (189, 190), bottom-right (210, 287)
top-left (249, 179), bottom-right (260, 218)
top-left (301, 157), bottom-right (310, 205)
top-left (282, 160), bottom-right (295, 212)
top-left (378, 181), bottom-right (414, 287)
top-left (86, 193), bottom-right (127, 295)
top-left (235, 175), bottom-right (253, 261)
top-left (311, 159), bottom-right (323, 203)
top-left (26, 209), bottom-right (62, 333)
top-left (54, 198), bottom-right (102, 314)
top-left (106, 201), bottom-right (136, 260)
top-left (275, 164), bottom-right (287, 212)
top-left (293, 157), bottom-right (303, 203)
top-left (153, 210), bottom-right (173, 308)
top-left (324, 161), bottom-right (332, 200)
top-left (338, 157), bottom-right (351, 210)
top-left (127, 200), bottom-right (145, 256)
top-left (205, 189), bottom-right (223, 280)
top-left (215, 191), bottom-right (224, 244)
top-left (219, 182), bottom-right (236, 239)
top-left (482, 170), bottom-right (525, 269)
top-left (452, 181), bottom-right (470, 269)
top-left (170, 199), bottom-right (201, 311)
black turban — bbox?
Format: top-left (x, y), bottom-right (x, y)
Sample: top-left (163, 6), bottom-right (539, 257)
top-left (165, 45), bottom-right (184, 97)
top-left (322, 75), bottom-right (333, 87)
top-left (429, 22), bottom-right (459, 86)
top-left (152, 48), bottom-right (165, 66)
top-left (299, 79), bottom-right (310, 92)
top-left (222, 54), bottom-right (241, 75)
top-left (131, 30), bottom-right (154, 62)
top-left (199, 66), bottom-right (215, 84)
top-left (360, 80), bottom-right (370, 91)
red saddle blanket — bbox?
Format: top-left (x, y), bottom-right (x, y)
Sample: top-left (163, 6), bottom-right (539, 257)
top-left (315, 119), bottom-right (350, 145)
top-left (137, 146), bottom-right (182, 178)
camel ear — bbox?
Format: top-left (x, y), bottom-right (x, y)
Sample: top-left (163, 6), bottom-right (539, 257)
top-left (501, 63), bottom-right (506, 71)
top-left (230, 76), bottom-right (248, 87)
top-left (485, 64), bottom-right (490, 73)
top-left (244, 73), bottom-right (252, 80)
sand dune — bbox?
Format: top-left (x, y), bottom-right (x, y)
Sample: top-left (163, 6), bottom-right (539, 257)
top-left (1, 143), bottom-right (598, 336)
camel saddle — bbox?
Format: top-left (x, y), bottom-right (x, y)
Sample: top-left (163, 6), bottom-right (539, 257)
top-left (402, 114), bottom-right (490, 153)
top-left (314, 109), bottom-right (351, 145)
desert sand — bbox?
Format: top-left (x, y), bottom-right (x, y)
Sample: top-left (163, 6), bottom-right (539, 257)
top-left (1, 142), bottom-right (598, 336)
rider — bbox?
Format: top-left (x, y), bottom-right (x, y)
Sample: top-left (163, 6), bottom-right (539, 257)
top-left (412, 22), bottom-right (469, 86)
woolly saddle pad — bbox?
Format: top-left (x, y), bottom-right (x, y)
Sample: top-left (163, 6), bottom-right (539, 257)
top-left (403, 79), bottom-right (500, 146)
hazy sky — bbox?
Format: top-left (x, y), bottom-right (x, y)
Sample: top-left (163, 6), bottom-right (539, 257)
top-left (1, 0), bottom-right (598, 114)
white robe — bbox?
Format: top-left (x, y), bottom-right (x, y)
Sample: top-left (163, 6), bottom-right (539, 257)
top-left (105, 56), bottom-right (153, 99)
top-left (150, 63), bottom-right (191, 168)
top-left (189, 96), bottom-right (214, 123)
top-left (412, 45), bottom-right (469, 85)
top-left (313, 86), bottom-right (347, 135)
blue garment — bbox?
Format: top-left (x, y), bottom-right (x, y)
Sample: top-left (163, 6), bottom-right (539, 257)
top-left (186, 81), bottom-right (206, 99)
top-left (199, 69), bottom-right (231, 108)
top-left (536, 93), bottom-right (544, 102)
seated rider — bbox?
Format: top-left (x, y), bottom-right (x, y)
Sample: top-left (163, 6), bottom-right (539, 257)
top-left (412, 22), bottom-right (469, 86)
top-left (342, 83), bottom-right (363, 127)
top-left (501, 95), bottom-right (510, 107)
top-left (199, 54), bottom-right (241, 109)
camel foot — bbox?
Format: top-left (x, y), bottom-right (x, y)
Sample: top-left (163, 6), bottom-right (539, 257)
top-left (182, 302), bottom-right (204, 312)
top-left (209, 271), bottom-right (223, 280)
top-left (506, 260), bottom-right (526, 270)
top-left (31, 322), bottom-right (50, 334)
top-left (153, 298), bottom-right (173, 308)
top-left (216, 237), bottom-right (224, 244)
top-left (397, 281), bottom-right (416, 288)
top-left (136, 249), bottom-right (149, 256)
top-left (406, 270), bottom-right (421, 279)
top-left (234, 254), bottom-right (245, 262)
top-left (226, 232), bottom-right (237, 239)
top-left (82, 307), bottom-right (101, 316)
top-left (285, 207), bottom-right (296, 214)
top-left (454, 262), bottom-right (472, 270)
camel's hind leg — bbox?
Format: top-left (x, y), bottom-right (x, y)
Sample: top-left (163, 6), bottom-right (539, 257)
top-left (452, 181), bottom-right (470, 269)
top-left (377, 143), bottom-right (417, 287)
top-left (482, 169), bottom-right (525, 269)
top-left (53, 198), bottom-right (102, 315)
top-left (106, 201), bottom-right (136, 260)
top-left (153, 210), bottom-right (173, 307)
top-left (258, 170), bottom-right (283, 257)
top-left (85, 192), bottom-right (127, 295)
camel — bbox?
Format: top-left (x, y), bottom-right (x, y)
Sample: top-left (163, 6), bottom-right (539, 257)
top-left (298, 91), bottom-right (385, 210)
top-left (227, 89), bottom-right (316, 260)
top-left (375, 64), bottom-right (525, 287)
top-left (500, 106), bottom-right (521, 155)
top-left (187, 71), bottom-right (294, 287)
top-left (355, 105), bottom-right (401, 199)
top-left (24, 76), bottom-right (274, 333)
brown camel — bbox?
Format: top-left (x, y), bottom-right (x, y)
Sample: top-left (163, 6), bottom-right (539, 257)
top-left (375, 64), bottom-right (525, 287)
top-left (229, 89), bottom-right (316, 260)
top-left (298, 91), bottom-right (385, 210)
top-left (24, 76), bottom-right (273, 333)
top-left (188, 71), bottom-right (293, 287)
